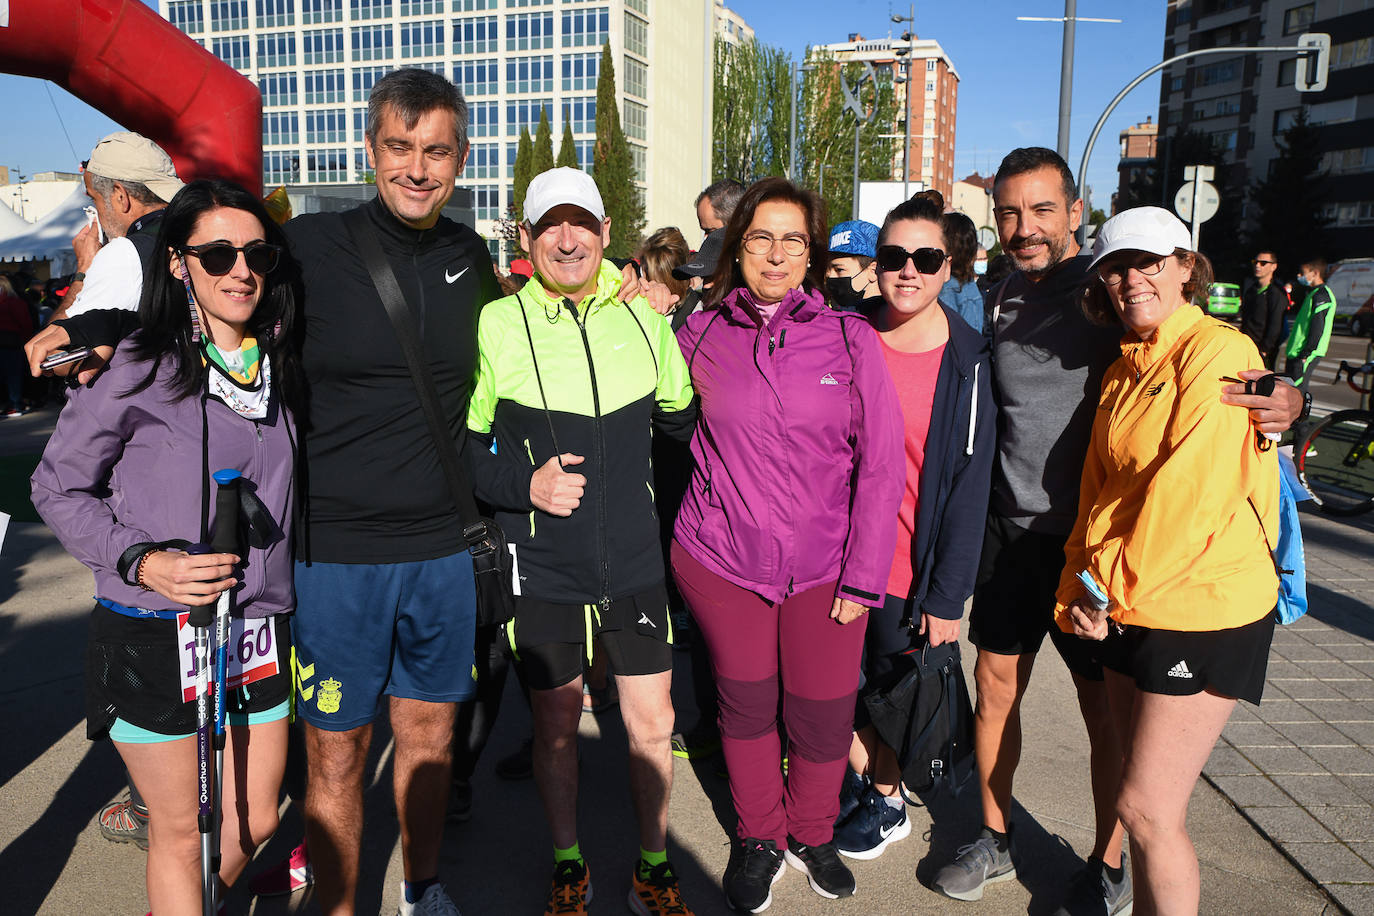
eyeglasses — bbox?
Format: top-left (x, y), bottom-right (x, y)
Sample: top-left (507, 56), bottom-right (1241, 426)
top-left (1097, 255), bottom-right (1169, 286)
top-left (1251, 258), bottom-right (1276, 266)
top-left (180, 242), bottom-right (282, 276)
top-left (742, 233), bottom-right (809, 257)
top-left (875, 245), bottom-right (948, 274)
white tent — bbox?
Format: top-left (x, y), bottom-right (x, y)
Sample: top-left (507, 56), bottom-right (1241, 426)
top-left (0, 185), bottom-right (91, 273)
top-left (0, 200), bottom-right (28, 237)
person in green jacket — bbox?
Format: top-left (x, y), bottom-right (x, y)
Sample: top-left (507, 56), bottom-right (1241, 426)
top-left (1284, 256), bottom-right (1336, 445)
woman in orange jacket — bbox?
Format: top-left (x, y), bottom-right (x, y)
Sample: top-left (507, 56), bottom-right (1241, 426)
top-left (1054, 207), bottom-right (1279, 915)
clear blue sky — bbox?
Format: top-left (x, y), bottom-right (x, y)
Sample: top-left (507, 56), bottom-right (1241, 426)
top-left (0, 0), bottom-right (1165, 210)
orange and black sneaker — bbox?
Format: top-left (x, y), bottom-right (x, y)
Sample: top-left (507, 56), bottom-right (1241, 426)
top-left (545, 859), bottom-right (592, 916)
top-left (628, 860), bottom-right (693, 916)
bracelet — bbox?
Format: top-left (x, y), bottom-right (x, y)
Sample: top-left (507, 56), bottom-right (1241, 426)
top-left (134, 551), bottom-right (154, 591)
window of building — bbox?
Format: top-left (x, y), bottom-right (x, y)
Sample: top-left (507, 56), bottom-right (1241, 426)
top-left (1192, 94), bottom-right (1241, 118)
top-left (351, 0), bottom-right (391, 20)
top-left (506, 99), bottom-right (553, 136)
top-left (260, 72), bottom-right (298, 106)
top-left (625, 0), bottom-right (647, 13)
top-left (307, 148), bottom-right (349, 183)
top-left (508, 0), bottom-right (552, 6)
top-left (264, 151), bottom-right (299, 185)
top-left (575, 139), bottom-right (595, 173)
top-left (925, 81), bottom-right (935, 93)
top-left (564, 8), bottom-right (610, 49)
top-left (923, 118), bottom-right (934, 133)
top-left (1283, 4), bottom-right (1314, 35)
top-left (400, 19), bottom-right (444, 57)
top-left (453, 0), bottom-right (496, 9)
top-left (1170, 75), bottom-right (1185, 92)
top-left (257, 32), bottom-right (297, 67)
top-left (624, 57), bottom-right (647, 99)
top-left (210, 0), bottom-right (249, 31)
top-left (1196, 58), bottom-right (1240, 87)
top-left (467, 143), bottom-right (501, 179)
top-left (631, 145), bottom-right (646, 184)
top-left (1321, 147), bottom-right (1374, 175)
top-left (507, 55), bottom-right (554, 93)
top-left (1277, 57), bottom-right (1298, 86)
top-left (264, 112), bottom-right (299, 145)
top-left (563, 52), bottom-right (599, 91)
top-left (1323, 200), bottom-right (1374, 225)
top-left (304, 28), bottom-right (344, 63)
top-left (622, 12), bottom-right (646, 56)
top-left (1331, 37), bottom-right (1374, 71)
top-left (1272, 107), bottom-right (1300, 133)
top-left (352, 108), bottom-right (368, 143)
top-left (470, 101), bottom-right (500, 137)
top-left (353, 24), bottom-right (393, 61)
top-left (169, 1), bottom-right (205, 32)
top-left (456, 59), bottom-right (499, 95)
top-left (623, 100), bottom-right (647, 141)
top-left (507, 13), bottom-right (554, 50)
top-left (256, 0), bottom-right (295, 27)
top-left (454, 16), bottom-right (498, 54)
top-left (561, 96), bottom-right (596, 134)
top-left (926, 59), bottom-right (937, 71)
top-left (301, 0), bottom-right (342, 23)
top-left (306, 109), bottom-right (348, 143)
top-left (353, 65), bottom-right (388, 101)
top-left (212, 36), bottom-right (252, 68)
top-left (1210, 129), bottom-right (1238, 153)
top-left (305, 69), bottom-right (346, 104)
top-left (1306, 96), bottom-right (1358, 125)
top-left (400, 0), bottom-right (444, 13)
top-left (471, 185), bottom-right (501, 220)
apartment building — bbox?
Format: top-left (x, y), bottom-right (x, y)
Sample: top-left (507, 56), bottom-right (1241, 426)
top-left (159, 0), bottom-right (712, 259)
top-left (1115, 117), bottom-right (1159, 214)
top-left (1157, 0), bottom-right (1374, 258)
top-left (808, 33), bottom-right (959, 199)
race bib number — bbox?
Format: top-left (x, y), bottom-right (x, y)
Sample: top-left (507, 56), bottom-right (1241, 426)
top-left (177, 613), bottom-right (280, 703)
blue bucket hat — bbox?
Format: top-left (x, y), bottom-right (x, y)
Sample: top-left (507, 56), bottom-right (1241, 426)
top-left (828, 220), bottom-right (879, 259)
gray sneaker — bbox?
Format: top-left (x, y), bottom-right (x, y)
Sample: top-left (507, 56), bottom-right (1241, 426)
top-left (396, 881), bottom-right (461, 916)
top-left (1051, 858), bottom-right (1133, 916)
top-left (932, 833), bottom-right (1016, 901)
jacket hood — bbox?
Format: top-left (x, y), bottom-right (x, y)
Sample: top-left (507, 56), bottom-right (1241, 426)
top-left (719, 284), bottom-right (827, 326)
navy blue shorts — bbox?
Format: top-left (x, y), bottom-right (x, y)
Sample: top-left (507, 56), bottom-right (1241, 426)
top-left (291, 551), bottom-right (478, 731)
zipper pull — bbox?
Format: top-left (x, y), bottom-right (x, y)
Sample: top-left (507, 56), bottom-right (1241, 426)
top-left (599, 595), bottom-right (611, 614)
top-left (769, 334), bottom-right (776, 356)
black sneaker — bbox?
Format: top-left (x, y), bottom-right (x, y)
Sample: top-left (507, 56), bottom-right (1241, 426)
top-left (782, 835), bottom-right (855, 900)
top-left (446, 778), bottom-right (472, 822)
top-left (495, 737), bottom-right (533, 780)
top-left (723, 838), bottom-right (785, 913)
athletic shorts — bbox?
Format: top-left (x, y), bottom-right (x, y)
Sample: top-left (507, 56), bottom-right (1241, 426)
top-left (85, 605), bottom-right (291, 741)
top-left (292, 551), bottom-right (478, 731)
top-left (968, 512), bottom-right (1102, 680)
top-left (505, 583), bottom-right (674, 691)
top-left (1101, 610), bottom-right (1275, 706)
top-left (110, 699), bottom-right (290, 744)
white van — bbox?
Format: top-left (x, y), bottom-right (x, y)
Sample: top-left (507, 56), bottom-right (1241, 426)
top-left (1326, 258), bottom-right (1374, 334)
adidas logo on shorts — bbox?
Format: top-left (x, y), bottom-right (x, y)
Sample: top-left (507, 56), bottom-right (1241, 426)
top-left (1167, 660), bottom-right (1194, 679)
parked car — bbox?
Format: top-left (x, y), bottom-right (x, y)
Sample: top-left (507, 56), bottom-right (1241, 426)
top-left (1207, 282), bottom-right (1241, 317)
top-left (1328, 258), bottom-right (1374, 334)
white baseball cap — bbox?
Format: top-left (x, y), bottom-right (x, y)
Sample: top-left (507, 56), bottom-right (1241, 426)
top-left (86, 132), bottom-right (185, 202)
top-left (1088, 206), bottom-right (1192, 270)
top-left (524, 167), bottom-right (605, 225)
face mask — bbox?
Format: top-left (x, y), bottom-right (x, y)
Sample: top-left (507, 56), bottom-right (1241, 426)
top-left (825, 276), bottom-right (866, 310)
top-left (974, 259), bottom-right (988, 276)
top-left (1295, 275), bottom-right (1310, 286)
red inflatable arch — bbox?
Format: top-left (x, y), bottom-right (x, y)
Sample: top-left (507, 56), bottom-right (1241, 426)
top-left (0, 0), bottom-right (261, 191)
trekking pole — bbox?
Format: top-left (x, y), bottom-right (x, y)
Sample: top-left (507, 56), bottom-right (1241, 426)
top-left (205, 469), bottom-right (242, 916)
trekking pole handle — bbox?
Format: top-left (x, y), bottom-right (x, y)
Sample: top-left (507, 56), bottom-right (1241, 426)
top-left (211, 469), bottom-right (242, 555)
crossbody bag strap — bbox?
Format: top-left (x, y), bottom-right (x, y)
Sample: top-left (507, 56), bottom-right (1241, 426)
top-left (515, 298), bottom-right (563, 458)
top-left (342, 208), bottom-right (486, 541)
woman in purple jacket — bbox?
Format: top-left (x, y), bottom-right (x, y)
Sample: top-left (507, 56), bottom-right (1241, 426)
top-left (670, 178), bottom-right (905, 911)
top-left (32, 180), bottom-right (303, 914)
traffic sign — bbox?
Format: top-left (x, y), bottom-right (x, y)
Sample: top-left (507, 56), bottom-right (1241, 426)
top-left (977, 226), bottom-right (997, 250)
top-left (1296, 33), bottom-right (1330, 92)
top-left (1174, 181), bottom-right (1219, 223)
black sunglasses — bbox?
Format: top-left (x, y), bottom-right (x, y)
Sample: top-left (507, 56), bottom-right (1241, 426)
top-left (875, 245), bottom-right (947, 274)
top-left (180, 242), bottom-right (282, 276)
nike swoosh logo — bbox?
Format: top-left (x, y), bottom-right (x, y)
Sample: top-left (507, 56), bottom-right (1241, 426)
top-left (614, 342), bottom-right (629, 351)
top-left (445, 267), bottom-right (469, 284)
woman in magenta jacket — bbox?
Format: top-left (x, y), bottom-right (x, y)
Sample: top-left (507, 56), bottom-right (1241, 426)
top-left (671, 177), bottom-right (905, 911)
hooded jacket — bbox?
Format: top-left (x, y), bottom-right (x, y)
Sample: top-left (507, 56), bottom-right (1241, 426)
top-left (674, 285), bottom-right (905, 607)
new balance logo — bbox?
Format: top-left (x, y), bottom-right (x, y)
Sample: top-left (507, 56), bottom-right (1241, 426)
top-left (1167, 660), bottom-right (1194, 679)
top-left (820, 373), bottom-right (839, 386)
top-left (1145, 382), bottom-right (1167, 397)
top-left (638, 612), bottom-right (656, 628)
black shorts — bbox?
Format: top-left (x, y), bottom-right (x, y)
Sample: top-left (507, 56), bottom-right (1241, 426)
top-left (968, 512), bottom-right (1102, 680)
top-left (1101, 611), bottom-right (1275, 706)
top-left (506, 584), bottom-right (674, 691)
top-left (85, 605), bottom-right (292, 740)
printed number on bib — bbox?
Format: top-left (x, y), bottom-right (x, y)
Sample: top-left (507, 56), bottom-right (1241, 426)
top-left (176, 614), bottom-right (280, 702)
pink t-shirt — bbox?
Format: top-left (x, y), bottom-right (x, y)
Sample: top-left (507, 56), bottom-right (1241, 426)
top-left (877, 336), bottom-right (945, 599)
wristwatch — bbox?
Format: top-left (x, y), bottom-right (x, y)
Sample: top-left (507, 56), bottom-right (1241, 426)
top-left (1298, 389), bottom-right (1313, 422)
top-left (72, 271), bottom-right (86, 282)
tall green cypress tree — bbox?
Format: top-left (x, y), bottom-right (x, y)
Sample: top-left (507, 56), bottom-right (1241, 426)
top-left (533, 107), bottom-right (555, 176)
top-left (557, 123), bottom-right (579, 169)
top-left (513, 127), bottom-right (534, 218)
top-left (593, 43), bottom-right (644, 257)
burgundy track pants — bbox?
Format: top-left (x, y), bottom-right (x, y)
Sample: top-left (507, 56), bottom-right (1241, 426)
top-left (671, 541), bottom-right (866, 847)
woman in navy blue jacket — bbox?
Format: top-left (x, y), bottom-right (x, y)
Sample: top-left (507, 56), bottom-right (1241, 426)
top-left (833, 191), bottom-right (996, 861)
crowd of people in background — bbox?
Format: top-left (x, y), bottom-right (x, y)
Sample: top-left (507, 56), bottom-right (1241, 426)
top-left (18, 64), bottom-right (1321, 916)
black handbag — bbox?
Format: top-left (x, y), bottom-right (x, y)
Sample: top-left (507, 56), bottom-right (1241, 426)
top-left (343, 209), bottom-right (515, 628)
top-left (862, 639), bottom-right (975, 804)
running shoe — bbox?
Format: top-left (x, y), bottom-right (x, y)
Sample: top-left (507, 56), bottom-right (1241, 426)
top-left (396, 881), bottom-right (461, 916)
top-left (249, 840), bottom-right (313, 896)
top-left (1051, 857), bottom-right (1133, 916)
top-left (447, 778), bottom-right (473, 822)
top-left (97, 796), bottom-right (148, 850)
top-left (834, 788), bottom-right (910, 860)
top-left (545, 859), bottom-right (592, 915)
top-left (670, 722), bottom-right (721, 759)
top-left (783, 835), bottom-right (855, 899)
top-left (723, 838), bottom-right (785, 913)
top-left (629, 860), bottom-right (693, 915)
top-left (932, 830), bottom-right (1016, 901)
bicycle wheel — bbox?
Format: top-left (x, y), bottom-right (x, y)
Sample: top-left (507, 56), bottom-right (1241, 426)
top-left (1296, 409), bottom-right (1374, 516)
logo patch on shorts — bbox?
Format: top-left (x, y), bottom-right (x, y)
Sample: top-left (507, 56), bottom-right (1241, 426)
top-left (1166, 660), bottom-right (1193, 679)
top-left (317, 677), bottom-right (343, 713)
top-left (638, 612), bottom-right (655, 628)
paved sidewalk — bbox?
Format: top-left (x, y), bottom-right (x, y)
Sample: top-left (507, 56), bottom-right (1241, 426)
top-left (1204, 505), bottom-right (1374, 916)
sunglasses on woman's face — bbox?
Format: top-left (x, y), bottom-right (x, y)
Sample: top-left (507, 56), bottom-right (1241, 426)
top-left (875, 245), bottom-right (948, 274)
top-left (180, 242), bottom-right (282, 276)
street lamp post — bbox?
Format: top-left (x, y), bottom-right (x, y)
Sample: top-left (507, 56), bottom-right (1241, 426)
top-left (1016, 4), bottom-right (1121, 161)
top-left (789, 62), bottom-right (816, 181)
top-left (892, 6), bottom-right (915, 199)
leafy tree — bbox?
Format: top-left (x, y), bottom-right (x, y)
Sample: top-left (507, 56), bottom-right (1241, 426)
top-left (557, 123), bottom-right (579, 169)
top-left (1249, 109), bottom-right (1328, 279)
top-left (797, 53), bottom-right (898, 223)
top-left (593, 42), bottom-right (644, 257)
top-left (711, 36), bottom-right (794, 183)
top-left (533, 107), bottom-right (555, 176)
top-left (512, 127), bottom-right (534, 218)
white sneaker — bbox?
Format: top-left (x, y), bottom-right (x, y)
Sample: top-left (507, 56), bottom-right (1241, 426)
top-left (396, 881), bottom-right (461, 916)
